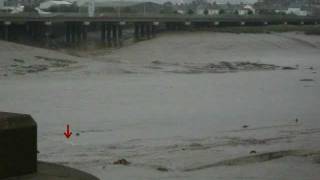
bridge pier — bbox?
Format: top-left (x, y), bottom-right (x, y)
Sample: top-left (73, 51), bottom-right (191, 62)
top-left (71, 23), bottom-right (76, 44)
top-left (65, 23), bottom-right (71, 43)
top-left (146, 23), bottom-right (151, 39)
top-left (44, 21), bottom-right (52, 46)
top-left (118, 23), bottom-right (123, 46)
top-left (101, 22), bottom-right (106, 44)
top-left (140, 23), bottom-right (145, 39)
top-left (111, 24), bottom-right (118, 46)
top-left (106, 24), bottom-right (112, 46)
top-left (76, 22), bottom-right (81, 43)
top-left (134, 23), bottom-right (140, 40)
top-left (82, 21), bottom-right (90, 42)
top-left (3, 21), bottom-right (11, 41)
top-left (152, 22), bottom-right (159, 37)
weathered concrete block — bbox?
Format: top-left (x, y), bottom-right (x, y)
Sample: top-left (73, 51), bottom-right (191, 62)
top-left (0, 112), bottom-right (37, 179)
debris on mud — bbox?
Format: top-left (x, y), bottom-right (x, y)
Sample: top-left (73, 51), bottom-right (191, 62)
top-left (13, 58), bottom-right (25, 63)
top-left (189, 143), bottom-right (203, 148)
top-left (156, 167), bottom-right (169, 172)
top-left (300, 78), bottom-right (314, 82)
top-left (250, 150), bottom-right (257, 154)
top-left (113, 159), bottom-right (131, 165)
top-left (282, 66), bottom-right (297, 70)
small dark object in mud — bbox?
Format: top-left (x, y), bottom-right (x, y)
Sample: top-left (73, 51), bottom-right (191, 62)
top-left (13, 58), bottom-right (25, 63)
top-left (300, 78), bottom-right (314, 82)
top-left (309, 66), bottom-right (314, 70)
top-left (312, 72), bottom-right (317, 74)
top-left (189, 143), bottom-right (203, 147)
top-left (76, 132), bottom-right (80, 136)
top-left (152, 60), bottom-right (162, 64)
top-left (250, 150), bottom-right (257, 154)
top-left (295, 118), bottom-right (299, 123)
top-left (157, 167), bottom-right (169, 172)
top-left (313, 157), bottom-right (320, 164)
top-left (37, 150), bottom-right (40, 154)
top-left (282, 66), bottom-right (297, 70)
top-left (113, 159), bottom-right (130, 165)
top-left (3, 74), bottom-right (8, 77)
top-left (243, 125), bottom-right (249, 128)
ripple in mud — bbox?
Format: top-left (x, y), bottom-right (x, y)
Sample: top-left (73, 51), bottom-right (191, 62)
top-left (148, 61), bottom-right (297, 74)
top-left (3, 56), bottom-right (77, 76)
top-left (184, 150), bottom-right (320, 172)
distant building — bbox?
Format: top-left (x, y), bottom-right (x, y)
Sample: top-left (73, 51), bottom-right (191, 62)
top-left (195, 4), bottom-right (205, 15)
top-left (238, 8), bottom-right (249, 15)
top-left (39, 0), bottom-right (72, 10)
top-left (176, 9), bottom-right (184, 14)
top-left (286, 3), bottom-right (309, 16)
top-left (207, 8), bottom-right (220, 15)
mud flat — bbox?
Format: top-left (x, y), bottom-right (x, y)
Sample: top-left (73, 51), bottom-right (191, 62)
top-left (0, 32), bottom-right (320, 180)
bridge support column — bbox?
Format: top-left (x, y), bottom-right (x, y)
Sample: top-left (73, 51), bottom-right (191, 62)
top-left (76, 22), bottom-right (81, 43)
top-left (65, 22), bottom-right (71, 44)
top-left (106, 24), bottom-right (112, 46)
top-left (152, 22), bottom-right (159, 38)
top-left (44, 21), bottom-right (52, 46)
top-left (118, 22), bottom-right (124, 46)
top-left (112, 24), bottom-right (118, 46)
top-left (146, 23), bottom-right (151, 39)
top-left (140, 23), bottom-right (145, 39)
top-left (185, 21), bottom-right (192, 31)
top-left (3, 21), bottom-right (11, 41)
top-left (82, 21), bottom-right (90, 42)
top-left (71, 22), bottom-right (77, 44)
top-left (134, 23), bottom-right (140, 40)
top-left (101, 22), bottom-right (106, 44)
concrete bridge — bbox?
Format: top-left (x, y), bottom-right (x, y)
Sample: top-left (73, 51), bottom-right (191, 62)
top-left (0, 14), bottom-right (320, 45)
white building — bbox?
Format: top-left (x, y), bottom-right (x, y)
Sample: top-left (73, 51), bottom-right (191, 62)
top-left (238, 8), bottom-right (249, 15)
top-left (176, 9), bottom-right (184, 14)
top-left (244, 4), bottom-right (255, 14)
top-left (237, 4), bottom-right (255, 15)
top-left (285, 3), bottom-right (309, 16)
top-left (39, 0), bottom-right (72, 10)
top-left (286, 7), bottom-right (308, 16)
top-left (207, 9), bottom-right (220, 15)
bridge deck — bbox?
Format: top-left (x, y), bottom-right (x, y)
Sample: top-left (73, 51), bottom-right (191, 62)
top-left (0, 14), bottom-right (320, 23)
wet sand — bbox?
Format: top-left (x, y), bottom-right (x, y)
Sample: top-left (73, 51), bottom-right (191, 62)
top-left (0, 32), bottom-right (320, 180)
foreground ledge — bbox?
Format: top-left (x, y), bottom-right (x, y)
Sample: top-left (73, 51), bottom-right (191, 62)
top-left (0, 112), bottom-right (99, 180)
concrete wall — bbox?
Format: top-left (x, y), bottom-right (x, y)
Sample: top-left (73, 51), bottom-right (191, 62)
top-left (0, 112), bottom-right (37, 179)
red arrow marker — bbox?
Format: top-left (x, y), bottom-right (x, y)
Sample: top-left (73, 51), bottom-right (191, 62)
top-left (64, 124), bottom-right (72, 139)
